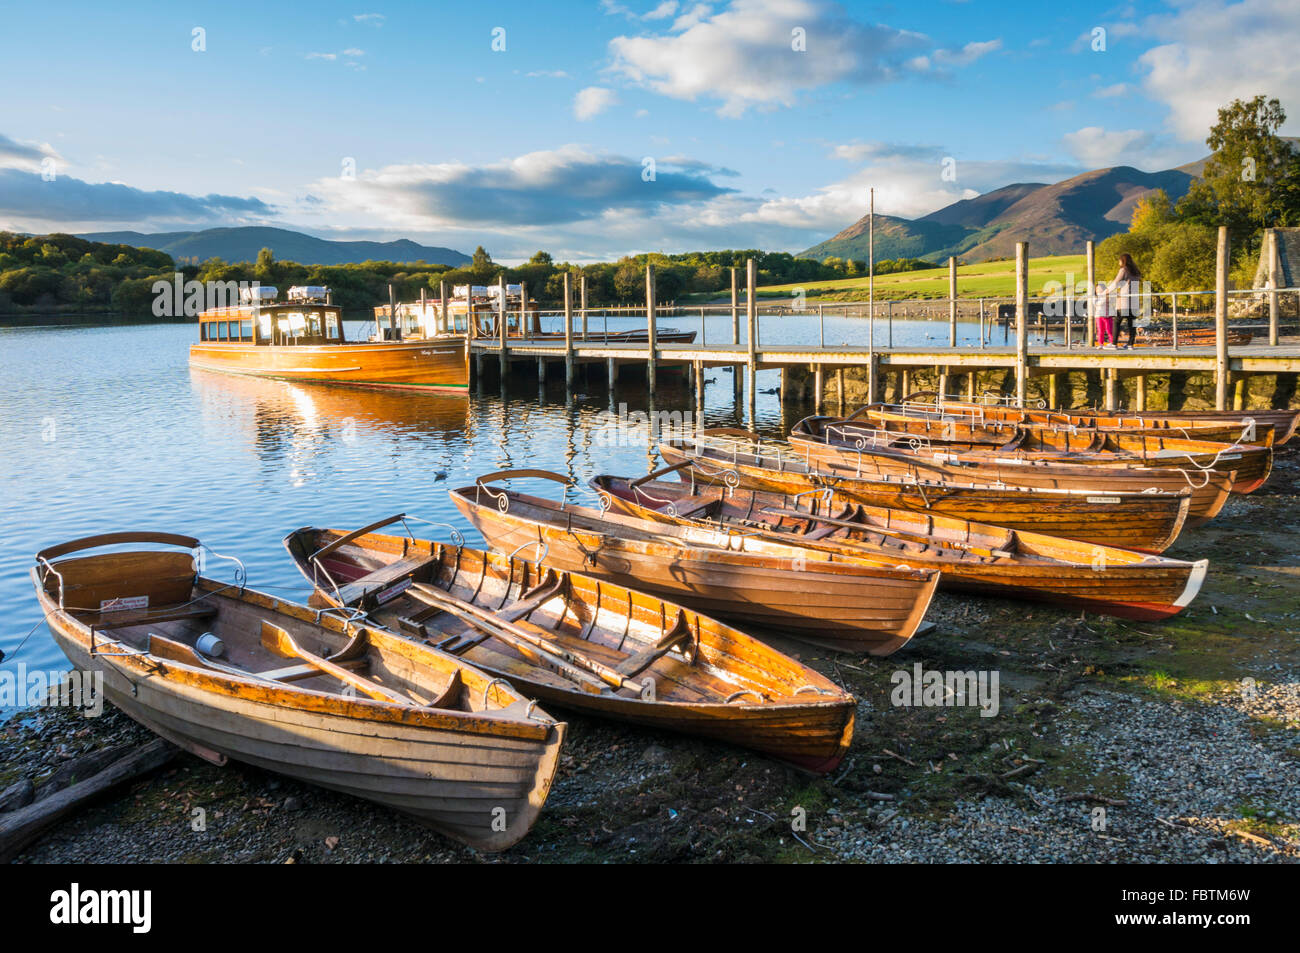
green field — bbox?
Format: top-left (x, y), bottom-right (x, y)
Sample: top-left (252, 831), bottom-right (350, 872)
top-left (758, 254), bottom-right (1090, 301)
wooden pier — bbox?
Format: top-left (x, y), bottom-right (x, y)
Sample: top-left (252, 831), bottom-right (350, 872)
top-left (469, 230), bottom-right (1300, 418)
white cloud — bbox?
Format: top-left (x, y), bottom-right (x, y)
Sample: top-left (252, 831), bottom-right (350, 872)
top-left (574, 86), bottom-right (619, 120)
top-left (671, 3), bottom-right (713, 30)
top-left (1139, 0), bottom-right (1300, 141)
top-left (0, 133), bottom-right (60, 172)
top-left (306, 52), bottom-right (338, 61)
top-left (1062, 126), bottom-right (1154, 167)
top-left (607, 0), bottom-right (928, 117)
top-left (933, 38), bottom-right (1001, 67)
top-left (353, 13), bottom-right (385, 25)
top-left (1093, 83), bottom-right (1129, 98)
top-left (342, 48), bottom-right (366, 57)
top-left (526, 69), bottom-right (570, 78)
top-left (644, 1), bottom-right (679, 18)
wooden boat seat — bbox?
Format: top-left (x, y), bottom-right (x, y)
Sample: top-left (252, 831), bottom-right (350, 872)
top-left (335, 555), bottom-right (434, 606)
top-left (614, 614), bottom-right (694, 677)
top-left (91, 603), bottom-right (218, 632)
top-left (802, 526), bottom-right (840, 541)
top-left (258, 659), bottom-right (367, 682)
top-left (671, 499), bottom-right (716, 520)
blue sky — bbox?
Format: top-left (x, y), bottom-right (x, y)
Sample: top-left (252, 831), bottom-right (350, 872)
top-left (0, 0), bottom-right (1296, 261)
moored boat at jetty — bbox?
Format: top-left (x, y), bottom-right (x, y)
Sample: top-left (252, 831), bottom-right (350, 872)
top-left (377, 283), bottom-right (697, 344)
top-left (285, 514), bottom-right (856, 772)
top-left (790, 415), bottom-right (1272, 495)
top-left (659, 430), bottom-right (1192, 553)
top-left (448, 471), bottom-right (939, 655)
top-left (592, 472), bottom-right (1209, 621)
top-left (190, 285), bottom-right (469, 392)
top-left (31, 531), bottom-right (563, 851)
top-left (901, 393), bottom-right (1300, 447)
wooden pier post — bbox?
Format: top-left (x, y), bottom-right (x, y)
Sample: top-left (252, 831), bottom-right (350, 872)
top-left (1268, 228), bottom-right (1280, 347)
top-left (966, 371), bottom-right (977, 400)
top-left (900, 367), bottom-right (910, 399)
top-left (645, 263), bottom-right (658, 395)
top-left (694, 359), bottom-right (705, 416)
top-left (813, 364), bottom-right (824, 413)
top-left (1015, 242), bottom-right (1029, 405)
top-left (607, 358), bottom-right (617, 386)
top-left (563, 271), bottom-right (574, 389)
top-left (731, 267), bottom-right (743, 404)
top-left (948, 256), bottom-right (957, 346)
top-left (746, 258), bottom-right (758, 425)
top-left (1135, 373), bottom-right (1147, 411)
top-left (1085, 241), bottom-right (1096, 347)
top-left (836, 368), bottom-right (845, 417)
top-left (498, 273), bottom-right (508, 381)
top-left (1104, 369), bottom-right (1117, 411)
top-left (439, 279), bottom-right (448, 334)
top-left (580, 273), bottom-right (588, 341)
top-left (1215, 226), bottom-right (1230, 411)
top-left (1234, 376), bottom-right (1248, 411)
top-left (1047, 373), bottom-right (1058, 410)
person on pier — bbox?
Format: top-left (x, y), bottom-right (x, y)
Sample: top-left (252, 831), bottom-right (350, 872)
top-left (1094, 280), bottom-right (1116, 347)
top-left (1108, 253), bottom-right (1143, 349)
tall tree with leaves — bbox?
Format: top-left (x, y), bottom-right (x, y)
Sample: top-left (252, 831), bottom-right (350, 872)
top-left (1176, 95), bottom-right (1296, 249)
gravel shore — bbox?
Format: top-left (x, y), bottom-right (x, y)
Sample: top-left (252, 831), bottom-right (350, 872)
top-left (5, 447), bottom-right (1298, 864)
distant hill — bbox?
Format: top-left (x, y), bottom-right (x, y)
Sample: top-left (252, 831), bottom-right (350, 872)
top-left (803, 140), bottom-right (1300, 265)
top-left (77, 226), bottom-right (470, 266)
top-left (802, 165), bottom-right (1197, 264)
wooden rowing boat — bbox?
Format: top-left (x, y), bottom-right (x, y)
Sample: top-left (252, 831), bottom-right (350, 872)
top-left (284, 515), bottom-right (856, 772)
top-left (592, 472), bottom-right (1209, 621)
top-left (658, 431), bottom-right (1191, 553)
top-left (31, 532), bottom-right (564, 851)
top-left (1136, 326), bottom-right (1252, 347)
top-left (780, 420), bottom-right (1233, 524)
top-left (791, 415), bottom-right (1272, 495)
top-left (902, 393), bottom-right (1300, 447)
top-left (446, 471), bottom-right (938, 656)
top-left (850, 402), bottom-right (1275, 447)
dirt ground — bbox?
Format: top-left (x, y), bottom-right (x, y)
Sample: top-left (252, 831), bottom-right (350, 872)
top-left (4, 446), bottom-right (1298, 864)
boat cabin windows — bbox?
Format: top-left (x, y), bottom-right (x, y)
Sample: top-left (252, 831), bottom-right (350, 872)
top-left (199, 318), bottom-right (255, 342)
top-left (198, 305), bottom-right (345, 346)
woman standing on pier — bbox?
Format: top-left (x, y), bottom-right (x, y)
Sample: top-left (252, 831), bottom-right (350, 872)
top-left (1109, 253), bottom-right (1143, 349)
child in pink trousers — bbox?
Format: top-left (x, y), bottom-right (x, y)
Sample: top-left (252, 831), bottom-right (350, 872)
top-left (1094, 282), bottom-right (1115, 347)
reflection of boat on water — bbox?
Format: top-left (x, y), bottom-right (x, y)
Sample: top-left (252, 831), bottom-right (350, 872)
top-left (190, 364), bottom-right (472, 445)
top-left (377, 284), bottom-right (697, 344)
top-left (190, 286), bottom-right (468, 392)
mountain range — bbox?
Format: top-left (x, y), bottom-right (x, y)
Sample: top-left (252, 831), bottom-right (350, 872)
top-left (799, 159), bottom-right (1212, 264)
top-left (77, 226), bottom-right (471, 267)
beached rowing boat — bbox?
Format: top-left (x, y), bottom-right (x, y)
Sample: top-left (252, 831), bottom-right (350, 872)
top-left (446, 472), bottom-right (938, 655)
top-left (592, 472), bottom-right (1209, 621)
top-left (790, 415), bottom-right (1272, 495)
top-left (658, 431), bottom-right (1191, 553)
top-left (285, 514), bottom-right (856, 772)
top-left (901, 393), bottom-right (1300, 447)
top-left (31, 532), bottom-right (564, 851)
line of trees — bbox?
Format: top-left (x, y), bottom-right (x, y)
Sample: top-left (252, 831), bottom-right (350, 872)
top-left (0, 234), bottom-right (929, 316)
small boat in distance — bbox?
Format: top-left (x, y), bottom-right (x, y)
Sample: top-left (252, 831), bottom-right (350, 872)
top-left (190, 285), bottom-right (469, 392)
top-left (32, 531), bottom-right (564, 851)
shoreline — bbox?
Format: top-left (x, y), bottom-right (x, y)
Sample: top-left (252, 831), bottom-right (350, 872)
top-left (4, 446), bottom-right (1298, 864)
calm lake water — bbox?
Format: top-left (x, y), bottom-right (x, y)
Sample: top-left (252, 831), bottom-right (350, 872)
top-left (0, 310), bottom-right (1002, 700)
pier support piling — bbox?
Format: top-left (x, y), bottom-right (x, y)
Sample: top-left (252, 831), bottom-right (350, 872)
top-left (1015, 242), bottom-right (1029, 406)
top-left (563, 271), bottom-right (574, 390)
top-left (646, 264), bottom-right (658, 396)
top-left (746, 259), bottom-right (758, 426)
top-left (1215, 226), bottom-right (1230, 411)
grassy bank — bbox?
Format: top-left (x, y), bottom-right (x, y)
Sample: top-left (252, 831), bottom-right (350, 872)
top-left (758, 254), bottom-right (1089, 302)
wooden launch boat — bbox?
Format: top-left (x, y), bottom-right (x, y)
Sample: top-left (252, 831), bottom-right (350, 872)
top-left (190, 286), bottom-right (469, 392)
top-left (658, 431), bottom-right (1191, 553)
top-left (284, 516), bottom-right (856, 772)
top-left (31, 532), bottom-right (564, 851)
top-left (902, 393), bottom-right (1300, 447)
top-left (592, 472), bottom-right (1209, 621)
top-left (791, 415), bottom-right (1272, 495)
top-left (446, 471), bottom-right (938, 655)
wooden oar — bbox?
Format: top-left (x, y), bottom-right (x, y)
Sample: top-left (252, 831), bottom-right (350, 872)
top-left (407, 583), bottom-right (656, 700)
top-left (260, 621), bottom-right (410, 705)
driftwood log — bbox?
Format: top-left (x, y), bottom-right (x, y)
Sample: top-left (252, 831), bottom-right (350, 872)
top-left (0, 738), bottom-right (176, 862)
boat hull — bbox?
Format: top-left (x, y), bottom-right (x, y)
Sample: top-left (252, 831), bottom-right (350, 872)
top-left (189, 338), bottom-right (469, 392)
top-left (33, 572), bottom-right (561, 852)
